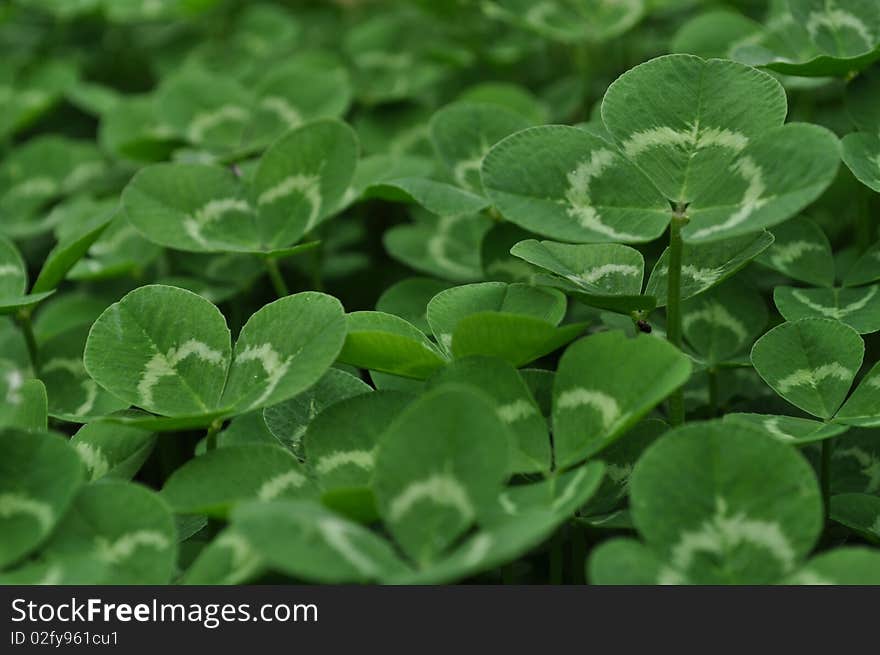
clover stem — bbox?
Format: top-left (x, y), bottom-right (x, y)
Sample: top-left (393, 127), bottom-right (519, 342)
top-left (820, 438), bottom-right (833, 520)
top-left (205, 419), bottom-right (223, 452)
top-left (708, 368), bottom-right (719, 417)
top-left (549, 530), bottom-right (564, 584)
top-left (666, 211), bottom-right (688, 426)
top-left (15, 308), bottom-right (39, 373)
top-left (264, 259), bottom-right (289, 298)
top-left (569, 522), bottom-right (586, 584)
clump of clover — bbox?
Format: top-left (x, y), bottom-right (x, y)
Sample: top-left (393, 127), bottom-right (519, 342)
top-left (482, 54), bottom-right (841, 423)
top-left (5, 0), bottom-right (880, 587)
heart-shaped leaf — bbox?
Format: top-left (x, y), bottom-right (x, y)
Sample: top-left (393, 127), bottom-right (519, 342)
top-left (0, 429), bottom-right (84, 568)
top-left (0, 236), bottom-right (29, 300)
top-left (181, 527), bottom-right (264, 585)
top-left (757, 216), bottom-right (835, 287)
top-left (374, 386), bottom-right (511, 565)
top-left (842, 70), bottom-right (880, 192)
top-left (429, 101), bottom-right (532, 193)
top-left (682, 123), bottom-right (840, 242)
top-left (830, 429), bottom-right (880, 495)
top-left (40, 325), bottom-right (128, 422)
top-left (232, 499), bottom-right (411, 583)
top-left (682, 278), bottom-right (768, 365)
top-left (672, 10), bottom-right (761, 60)
top-left (204, 411), bottom-right (277, 452)
top-left (264, 368), bottom-right (372, 452)
top-left (774, 284), bottom-right (880, 334)
top-left (0, 136), bottom-right (106, 239)
top-left (836, 361), bottom-right (880, 427)
top-left (425, 282), bottom-right (583, 366)
top-left (751, 318), bottom-right (864, 419)
top-left (511, 240), bottom-right (644, 297)
top-left (38, 480), bottom-right (176, 584)
top-left (84, 285), bottom-right (232, 417)
top-left (162, 444), bottom-right (317, 517)
top-left (630, 420), bottom-right (822, 584)
top-left (789, 0), bottom-right (880, 60)
top-left (581, 419), bottom-right (666, 516)
top-left (784, 547), bottom-right (880, 584)
top-left (221, 292), bottom-right (347, 412)
top-left (251, 119), bottom-right (358, 246)
top-left (70, 213), bottom-right (162, 282)
top-left (338, 311), bottom-right (448, 379)
top-left (156, 71), bottom-right (253, 151)
top-left (304, 391), bottom-right (413, 492)
top-left (602, 54), bottom-right (786, 203)
top-left (451, 313), bottom-right (586, 367)
top-left (247, 61), bottom-right (352, 149)
top-left (428, 356), bottom-right (551, 474)
top-left (0, 366), bottom-right (47, 432)
top-left (427, 282), bottom-right (566, 353)
top-left (510, 239), bottom-right (652, 312)
top-left (600, 55), bottom-right (839, 243)
top-left (384, 212), bottom-right (492, 282)
top-left (843, 241), bottom-right (880, 287)
top-left (70, 421), bottom-right (155, 481)
top-left (724, 413), bottom-right (849, 445)
top-left (344, 12), bottom-right (453, 105)
top-left (123, 163), bottom-right (259, 253)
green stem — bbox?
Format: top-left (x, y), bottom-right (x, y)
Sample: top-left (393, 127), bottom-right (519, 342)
top-left (708, 367), bottom-right (719, 417)
top-left (666, 213), bottom-right (688, 426)
top-left (205, 420), bottom-right (223, 452)
top-left (264, 259), bottom-right (289, 298)
top-left (820, 438), bottom-right (833, 519)
top-left (16, 309), bottom-right (39, 373)
top-left (549, 530), bottom-right (564, 584)
top-left (569, 522), bottom-right (586, 585)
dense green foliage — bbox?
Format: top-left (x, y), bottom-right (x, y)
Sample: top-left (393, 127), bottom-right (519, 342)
top-left (3, 0), bottom-right (880, 585)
